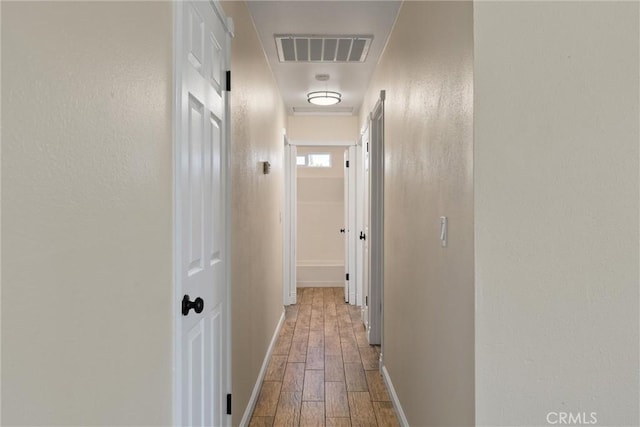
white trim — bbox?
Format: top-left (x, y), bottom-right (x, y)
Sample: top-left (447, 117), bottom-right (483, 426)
top-left (172, 3), bottom-right (183, 424)
top-left (355, 140), bottom-right (365, 307)
top-left (297, 260), bottom-right (345, 266)
top-left (239, 310), bottom-right (286, 427)
top-left (210, 0), bottom-right (234, 35)
top-left (288, 139), bottom-right (356, 147)
top-left (347, 145), bottom-right (357, 305)
top-left (368, 90), bottom-right (385, 346)
top-left (297, 281), bottom-right (345, 288)
top-left (292, 110), bottom-right (354, 117)
top-left (360, 124), bottom-right (370, 327)
top-left (223, 11), bottom-right (234, 426)
top-left (283, 141), bottom-right (297, 306)
top-left (381, 365), bottom-right (409, 427)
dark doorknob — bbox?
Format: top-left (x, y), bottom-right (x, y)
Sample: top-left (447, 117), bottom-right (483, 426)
top-left (182, 295), bottom-right (204, 316)
top-left (340, 228), bottom-right (345, 233)
top-left (359, 231), bottom-right (366, 240)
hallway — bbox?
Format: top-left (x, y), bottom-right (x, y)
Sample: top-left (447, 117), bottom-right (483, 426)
top-left (249, 288), bottom-right (399, 426)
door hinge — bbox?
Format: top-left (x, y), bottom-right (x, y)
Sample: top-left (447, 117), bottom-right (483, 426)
top-left (346, 273), bottom-right (349, 281)
top-left (366, 142), bottom-right (369, 152)
top-left (346, 160), bottom-right (350, 168)
top-left (226, 70), bottom-right (231, 92)
top-left (365, 296), bottom-right (368, 306)
top-left (226, 394), bottom-right (232, 415)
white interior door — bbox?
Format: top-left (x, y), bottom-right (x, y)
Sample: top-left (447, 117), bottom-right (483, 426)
top-left (362, 127), bottom-right (370, 328)
top-left (347, 145), bottom-right (357, 305)
top-left (283, 141), bottom-right (297, 305)
top-left (176, 1), bottom-right (232, 426)
top-left (343, 149), bottom-right (350, 302)
top-left (368, 91), bottom-right (385, 346)
top-left (356, 130), bottom-right (367, 312)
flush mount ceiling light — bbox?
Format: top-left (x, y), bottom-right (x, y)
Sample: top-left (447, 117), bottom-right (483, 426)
top-left (307, 91), bottom-right (342, 106)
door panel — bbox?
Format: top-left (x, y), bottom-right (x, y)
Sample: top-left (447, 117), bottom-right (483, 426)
top-left (368, 94), bottom-right (385, 346)
top-left (283, 143), bottom-right (297, 305)
top-left (178, 1), bottom-right (231, 426)
top-left (209, 115), bottom-right (222, 264)
top-left (209, 306), bottom-right (223, 424)
top-left (347, 145), bottom-right (357, 305)
top-left (344, 149), bottom-right (349, 302)
top-left (187, 95), bottom-right (205, 275)
top-left (188, 6), bottom-right (204, 71)
top-left (362, 127), bottom-right (370, 328)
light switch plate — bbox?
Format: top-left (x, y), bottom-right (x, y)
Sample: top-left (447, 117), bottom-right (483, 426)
top-left (440, 216), bottom-right (447, 247)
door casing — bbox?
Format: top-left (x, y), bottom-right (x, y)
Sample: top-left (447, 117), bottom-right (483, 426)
top-left (368, 91), bottom-right (385, 349)
top-left (284, 139), bottom-right (357, 305)
top-left (283, 136), bottom-right (297, 306)
top-left (346, 145), bottom-right (358, 305)
top-left (357, 127), bottom-right (370, 319)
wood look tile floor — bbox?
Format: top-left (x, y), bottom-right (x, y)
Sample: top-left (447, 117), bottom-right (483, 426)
top-left (250, 287), bottom-right (400, 427)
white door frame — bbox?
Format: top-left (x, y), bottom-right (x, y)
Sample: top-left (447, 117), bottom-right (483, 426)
top-left (355, 129), bottom-right (368, 310)
top-left (172, 1), bottom-right (234, 425)
top-left (360, 125), bottom-right (371, 328)
top-left (283, 139), bottom-right (357, 304)
top-left (343, 150), bottom-right (350, 301)
top-left (346, 145), bottom-right (357, 305)
top-left (368, 91), bottom-right (385, 348)
top-left (283, 135), bottom-right (297, 306)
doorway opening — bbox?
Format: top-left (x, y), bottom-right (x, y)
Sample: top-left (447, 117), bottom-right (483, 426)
top-left (296, 145), bottom-right (351, 298)
top-left (283, 140), bottom-right (358, 308)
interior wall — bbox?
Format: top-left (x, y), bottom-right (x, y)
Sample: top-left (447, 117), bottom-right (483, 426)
top-left (287, 115), bottom-right (358, 143)
top-left (220, 2), bottom-right (287, 425)
top-left (474, 2), bottom-right (639, 426)
top-left (359, 2), bottom-right (474, 425)
top-left (296, 146), bottom-right (346, 286)
top-left (1, 2), bottom-right (173, 425)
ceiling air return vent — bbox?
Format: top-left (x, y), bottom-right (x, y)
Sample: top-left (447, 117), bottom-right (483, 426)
top-left (275, 35), bottom-right (373, 63)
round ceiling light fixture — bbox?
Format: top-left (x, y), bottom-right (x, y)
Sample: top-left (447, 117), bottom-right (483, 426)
top-left (307, 90), bottom-right (342, 106)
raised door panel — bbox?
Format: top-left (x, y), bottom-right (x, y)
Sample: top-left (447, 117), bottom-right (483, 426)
top-left (209, 306), bottom-right (223, 426)
top-left (187, 95), bottom-right (205, 277)
top-left (186, 320), bottom-right (205, 426)
top-left (188, 5), bottom-right (204, 71)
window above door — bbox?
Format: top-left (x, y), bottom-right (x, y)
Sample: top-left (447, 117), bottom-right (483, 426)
top-left (297, 153), bottom-right (332, 168)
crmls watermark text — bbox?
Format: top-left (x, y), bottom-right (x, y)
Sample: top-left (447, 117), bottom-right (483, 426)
top-left (546, 412), bottom-right (598, 425)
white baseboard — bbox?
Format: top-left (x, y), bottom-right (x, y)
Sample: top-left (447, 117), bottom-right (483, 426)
top-left (381, 365), bottom-right (409, 427)
top-left (239, 309), bottom-right (286, 427)
top-left (297, 281), bottom-right (343, 288)
top-left (297, 263), bottom-right (344, 284)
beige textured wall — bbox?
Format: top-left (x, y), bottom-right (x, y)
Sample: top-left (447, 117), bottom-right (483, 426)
top-left (475, 2), bottom-right (639, 426)
top-left (287, 115), bottom-right (358, 143)
top-left (1, 2), bottom-right (173, 425)
top-left (220, 1), bottom-right (287, 425)
top-left (297, 146), bottom-right (345, 285)
top-left (359, 2), bottom-right (474, 425)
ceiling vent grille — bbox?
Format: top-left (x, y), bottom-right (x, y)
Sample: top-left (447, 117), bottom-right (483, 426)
top-left (275, 35), bottom-right (373, 63)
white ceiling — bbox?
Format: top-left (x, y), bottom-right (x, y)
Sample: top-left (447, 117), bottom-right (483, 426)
top-left (246, 1), bottom-right (401, 115)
